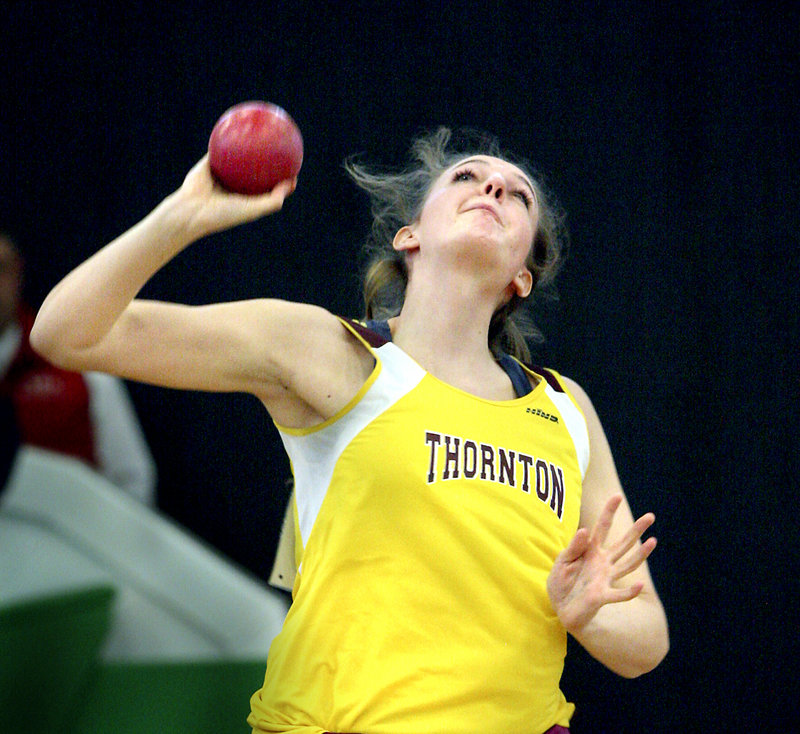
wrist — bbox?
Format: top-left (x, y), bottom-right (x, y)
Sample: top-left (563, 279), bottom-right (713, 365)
top-left (150, 190), bottom-right (208, 248)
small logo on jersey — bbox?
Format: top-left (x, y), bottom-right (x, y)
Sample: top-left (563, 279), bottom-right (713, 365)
top-left (526, 407), bottom-right (558, 423)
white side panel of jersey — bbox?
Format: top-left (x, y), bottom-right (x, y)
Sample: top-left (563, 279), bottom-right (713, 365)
top-left (545, 384), bottom-right (590, 478)
top-left (279, 343), bottom-right (426, 551)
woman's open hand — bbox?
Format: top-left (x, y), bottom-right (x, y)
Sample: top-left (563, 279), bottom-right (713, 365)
top-left (546, 494), bottom-right (657, 635)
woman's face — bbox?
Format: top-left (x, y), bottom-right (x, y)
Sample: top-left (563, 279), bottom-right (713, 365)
top-left (398, 156), bottom-right (539, 299)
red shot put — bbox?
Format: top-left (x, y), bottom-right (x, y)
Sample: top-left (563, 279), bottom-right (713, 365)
top-left (208, 101), bottom-right (303, 195)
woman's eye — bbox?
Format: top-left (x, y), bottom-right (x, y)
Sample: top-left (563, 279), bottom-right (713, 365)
top-left (514, 190), bottom-right (533, 208)
top-left (452, 168), bottom-right (474, 182)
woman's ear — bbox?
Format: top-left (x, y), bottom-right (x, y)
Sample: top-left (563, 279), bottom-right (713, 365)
top-left (393, 226), bottom-right (420, 253)
top-left (511, 268), bottom-right (533, 298)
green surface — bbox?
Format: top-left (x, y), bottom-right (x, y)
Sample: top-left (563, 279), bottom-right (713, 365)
top-left (1, 585), bottom-right (267, 733)
top-left (72, 660), bottom-right (267, 734)
top-left (0, 585), bottom-right (116, 733)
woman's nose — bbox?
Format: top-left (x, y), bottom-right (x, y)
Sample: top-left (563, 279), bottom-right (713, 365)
top-left (482, 173), bottom-right (506, 200)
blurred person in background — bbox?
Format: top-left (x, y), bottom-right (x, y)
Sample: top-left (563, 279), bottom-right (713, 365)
top-left (0, 231), bottom-right (156, 504)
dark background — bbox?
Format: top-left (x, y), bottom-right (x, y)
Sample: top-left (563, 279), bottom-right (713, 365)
top-left (2, 1), bottom-right (797, 731)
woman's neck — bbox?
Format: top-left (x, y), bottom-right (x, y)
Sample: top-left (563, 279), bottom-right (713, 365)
top-left (387, 274), bottom-right (514, 398)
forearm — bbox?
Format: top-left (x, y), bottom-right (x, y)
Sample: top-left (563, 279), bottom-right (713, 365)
top-left (31, 192), bottom-right (199, 365)
top-left (570, 590), bottom-right (669, 678)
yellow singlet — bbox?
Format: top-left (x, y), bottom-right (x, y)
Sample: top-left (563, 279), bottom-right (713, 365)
top-left (248, 319), bottom-right (589, 734)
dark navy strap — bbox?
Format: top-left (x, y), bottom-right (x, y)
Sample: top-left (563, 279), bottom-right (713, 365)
top-left (364, 319), bottom-right (393, 342)
top-left (365, 320), bottom-right (532, 398)
top-left (497, 353), bottom-right (533, 397)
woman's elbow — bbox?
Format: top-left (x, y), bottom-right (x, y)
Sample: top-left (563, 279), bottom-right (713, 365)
top-left (622, 625), bottom-right (670, 678)
top-left (29, 315), bottom-right (58, 360)
top-left (649, 626), bottom-right (671, 672)
top-left (29, 313), bottom-right (82, 370)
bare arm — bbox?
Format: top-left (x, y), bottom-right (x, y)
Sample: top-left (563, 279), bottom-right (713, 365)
top-left (31, 157), bottom-right (373, 428)
top-left (547, 377), bottom-right (669, 678)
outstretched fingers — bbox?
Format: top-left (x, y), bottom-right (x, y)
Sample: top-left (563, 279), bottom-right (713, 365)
top-left (559, 527), bottom-right (591, 563)
top-left (612, 536), bottom-right (657, 581)
top-left (605, 580), bottom-right (646, 605)
top-left (610, 511), bottom-right (656, 563)
top-left (590, 494), bottom-right (624, 546)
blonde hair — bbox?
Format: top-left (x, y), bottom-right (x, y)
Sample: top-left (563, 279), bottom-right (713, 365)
top-left (344, 127), bottom-right (567, 362)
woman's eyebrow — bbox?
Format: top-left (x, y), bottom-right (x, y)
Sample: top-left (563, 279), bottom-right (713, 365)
top-left (455, 158), bottom-right (537, 200)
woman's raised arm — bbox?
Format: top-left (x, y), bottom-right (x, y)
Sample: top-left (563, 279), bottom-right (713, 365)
top-left (30, 158), bottom-right (373, 426)
top-left (31, 155), bottom-right (292, 366)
